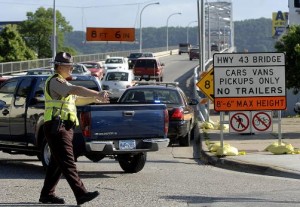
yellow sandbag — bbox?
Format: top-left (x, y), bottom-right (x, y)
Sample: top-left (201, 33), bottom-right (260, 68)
top-left (215, 145), bottom-right (239, 156)
top-left (200, 121), bottom-right (214, 129)
top-left (269, 144), bottom-right (294, 155)
top-left (208, 142), bottom-right (230, 152)
top-left (264, 141), bottom-right (287, 152)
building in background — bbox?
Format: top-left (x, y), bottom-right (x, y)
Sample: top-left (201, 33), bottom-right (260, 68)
top-left (288, 0), bottom-right (300, 25)
top-left (0, 21), bottom-right (23, 31)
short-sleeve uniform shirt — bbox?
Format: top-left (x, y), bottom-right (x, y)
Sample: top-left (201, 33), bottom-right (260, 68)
top-left (48, 76), bottom-right (74, 100)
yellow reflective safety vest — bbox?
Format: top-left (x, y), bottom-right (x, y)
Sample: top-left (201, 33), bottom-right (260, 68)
top-left (44, 74), bottom-right (79, 126)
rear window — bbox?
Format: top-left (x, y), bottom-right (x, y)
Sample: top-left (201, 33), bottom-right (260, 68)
top-left (179, 43), bottom-right (190, 47)
top-left (119, 89), bottom-right (181, 104)
top-left (105, 72), bottom-right (129, 81)
top-left (135, 59), bottom-right (158, 68)
top-left (82, 63), bottom-right (100, 69)
top-left (129, 53), bottom-right (143, 58)
top-left (105, 58), bottom-right (123, 64)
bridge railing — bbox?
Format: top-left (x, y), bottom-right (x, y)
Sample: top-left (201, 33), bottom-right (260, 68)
top-left (0, 46), bottom-right (177, 75)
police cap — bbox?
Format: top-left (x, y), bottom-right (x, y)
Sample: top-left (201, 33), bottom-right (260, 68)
top-left (54, 52), bottom-right (73, 66)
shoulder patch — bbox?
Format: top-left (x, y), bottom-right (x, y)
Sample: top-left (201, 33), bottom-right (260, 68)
top-left (55, 77), bottom-right (66, 83)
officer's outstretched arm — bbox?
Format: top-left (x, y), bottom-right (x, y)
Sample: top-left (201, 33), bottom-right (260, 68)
top-left (69, 85), bottom-right (110, 103)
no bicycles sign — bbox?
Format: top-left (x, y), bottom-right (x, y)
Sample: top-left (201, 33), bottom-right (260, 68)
top-left (229, 111), bottom-right (273, 133)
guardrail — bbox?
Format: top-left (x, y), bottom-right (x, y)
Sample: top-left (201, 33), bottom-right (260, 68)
top-left (0, 46), bottom-right (178, 75)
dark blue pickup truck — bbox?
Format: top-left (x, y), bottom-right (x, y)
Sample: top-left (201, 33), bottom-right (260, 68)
top-left (0, 75), bottom-right (169, 173)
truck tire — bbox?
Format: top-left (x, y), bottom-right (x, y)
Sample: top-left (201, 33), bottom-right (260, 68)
top-left (118, 153), bottom-right (147, 173)
top-left (40, 138), bottom-right (51, 169)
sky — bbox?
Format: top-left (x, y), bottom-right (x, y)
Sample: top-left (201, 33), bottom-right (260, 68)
top-left (0, 0), bottom-right (289, 31)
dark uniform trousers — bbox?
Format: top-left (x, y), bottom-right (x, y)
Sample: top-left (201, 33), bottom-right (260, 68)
top-left (41, 121), bottom-right (88, 199)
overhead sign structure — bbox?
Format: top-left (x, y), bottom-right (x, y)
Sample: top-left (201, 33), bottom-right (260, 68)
top-left (86, 27), bottom-right (135, 42)
top-left (213, 52), bottom-right (286, 112)
top-left (196, 68), bottom-right (214, 101)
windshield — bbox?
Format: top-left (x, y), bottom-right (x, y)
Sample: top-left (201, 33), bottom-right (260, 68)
top-left (105, 59), bottom-right (123, 64)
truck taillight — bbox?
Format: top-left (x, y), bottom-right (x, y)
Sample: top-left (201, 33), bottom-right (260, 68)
top-left (80, 111), bottom-right (91, 138)
top-left (164, 109), bottom-right (169, 135)
top-left (171, 108), bottom-right (184, 120)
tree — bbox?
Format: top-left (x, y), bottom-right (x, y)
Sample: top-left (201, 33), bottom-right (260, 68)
top-left (19, 7), bottom-right (75, 58)
top-left (275, 25), bottom-right (300, 93)
top-left (0, 24), bottom-right (36, 62)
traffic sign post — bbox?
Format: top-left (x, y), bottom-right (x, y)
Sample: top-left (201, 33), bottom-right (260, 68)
top-left (213, 53), bottom-right (285, 154)
top-left (86, 27), bottom-right (135, 42)
top-left (213, 52), bottom-right (286, 112)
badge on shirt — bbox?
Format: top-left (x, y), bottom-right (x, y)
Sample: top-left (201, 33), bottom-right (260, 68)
top-left (55, 77), bottom-right (66, 83)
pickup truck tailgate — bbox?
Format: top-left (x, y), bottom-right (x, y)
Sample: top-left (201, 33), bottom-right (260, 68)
top-left (80, 104), bottom-right (167, 140)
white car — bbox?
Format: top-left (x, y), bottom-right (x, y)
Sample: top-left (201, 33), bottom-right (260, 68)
top-left (102, 69), bottom-right (135, 100)
top-left (104, 57), bottom-right (129, 71)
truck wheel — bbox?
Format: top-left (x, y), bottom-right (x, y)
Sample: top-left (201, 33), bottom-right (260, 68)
top-left (40, 138), bottom-right (51, 169)
top-left (160, 76), bottom-right (163, 82)
top-left (118, 153), bottom-right (147, 173)
top-left (179, 126), bottom-right (191, 146)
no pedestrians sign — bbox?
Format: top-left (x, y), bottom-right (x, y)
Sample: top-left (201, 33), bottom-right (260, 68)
top-left (213, 52), bottom-right (286, 112)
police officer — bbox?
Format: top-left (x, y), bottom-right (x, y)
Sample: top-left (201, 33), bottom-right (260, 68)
top-left (39, 52), bottom-right (109, 205)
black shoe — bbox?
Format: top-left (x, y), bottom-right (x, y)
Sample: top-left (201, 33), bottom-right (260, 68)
top-left (77, 191), bottom-right (99, 205)
top-left (39, 195), bottom-right (65, 204)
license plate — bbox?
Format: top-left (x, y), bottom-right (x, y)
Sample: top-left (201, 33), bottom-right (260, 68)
top-left (119, 140), bottom-right (136, 150)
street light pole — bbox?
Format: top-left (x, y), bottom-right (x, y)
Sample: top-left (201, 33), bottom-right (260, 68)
top-left (166, 12), bottom-right (181, 51)
top-left (52, 0), bottom-right (56, 60)
top-left (139, 2), bottom-right (159, 52)
top-left (187, 20), bottom-right (197, 43)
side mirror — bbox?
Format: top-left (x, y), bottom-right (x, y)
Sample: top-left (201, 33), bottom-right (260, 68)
top-left (189, 98), bottom-right (199, 105)
top-left (0, 100), bottom-right (6, 110)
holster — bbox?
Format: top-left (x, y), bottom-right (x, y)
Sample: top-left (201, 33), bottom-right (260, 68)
top-left (51, 116), bottom-right (62, 134)
top-left (64, 120), bottom-right (75, 131)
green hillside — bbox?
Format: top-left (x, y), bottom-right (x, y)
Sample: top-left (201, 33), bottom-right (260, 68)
top-left (64, 18), bottom-right (277, 54)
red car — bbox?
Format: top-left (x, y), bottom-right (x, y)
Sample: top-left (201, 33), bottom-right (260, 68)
top-left (80, 61), bottom-right (105, 79)
top-left (133, 58), bottom-right (164, 82)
